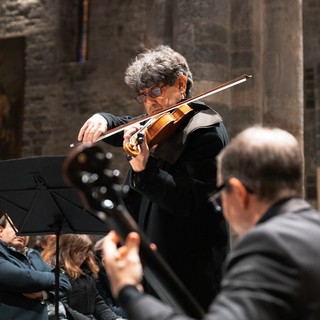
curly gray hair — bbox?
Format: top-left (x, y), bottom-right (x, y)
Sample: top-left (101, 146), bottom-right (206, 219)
top-left (124, 45), bottom-right (193, 95)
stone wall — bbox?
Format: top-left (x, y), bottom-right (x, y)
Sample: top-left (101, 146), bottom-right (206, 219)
top-left (0, 0), bottom-right (318, 204)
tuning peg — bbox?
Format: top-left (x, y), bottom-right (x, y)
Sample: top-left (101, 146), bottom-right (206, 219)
top-left (137, 133), bottom-right (144, 145)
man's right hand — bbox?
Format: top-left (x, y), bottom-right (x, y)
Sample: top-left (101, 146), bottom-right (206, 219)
top-left (78, 114), bottom-right (108, 143)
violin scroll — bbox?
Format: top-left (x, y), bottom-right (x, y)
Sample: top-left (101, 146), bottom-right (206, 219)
top-left (123, 132), bottom-right (145, 157)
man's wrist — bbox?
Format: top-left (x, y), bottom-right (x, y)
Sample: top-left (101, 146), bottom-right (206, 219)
top-left (118, 285), bottom-right (142, 304)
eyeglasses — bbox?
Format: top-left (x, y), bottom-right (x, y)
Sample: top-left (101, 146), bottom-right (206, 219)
top-left (136, 85), bottom-right (166, 104)
top-left (209, 183), bottom-right (227, 214)
top-left (209, 180), bottom-right (254, 214)
top-left (75, 250), bottom-right (90, 259)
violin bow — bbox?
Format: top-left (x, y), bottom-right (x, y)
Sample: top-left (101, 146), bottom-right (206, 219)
top-left (70, 74), bottom-right (252, 147)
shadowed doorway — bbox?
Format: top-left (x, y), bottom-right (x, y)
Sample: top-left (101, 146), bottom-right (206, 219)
top-left (0, 37), bottom-right (25, 160)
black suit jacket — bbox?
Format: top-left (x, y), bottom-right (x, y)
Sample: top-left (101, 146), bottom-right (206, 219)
top-left (101, 101), bottom-right (229, 310)
top-left (0, 242), bottom-right (71, 320)
top-left (118, 197), bottom-right (320, 320)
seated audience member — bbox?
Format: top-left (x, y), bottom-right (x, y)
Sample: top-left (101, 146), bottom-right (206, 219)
top-left (102, 126), bottom-right (320, 320)
top-left (42, 233), bottom-right (124, 320)
top-left (0, 214), bottom-right (71, 320)
top-left (33, 235), bottom-right (56, 252)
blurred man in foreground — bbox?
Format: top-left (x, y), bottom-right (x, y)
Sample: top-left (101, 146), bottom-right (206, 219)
top-left (102, 126), bottom-right (320, 320)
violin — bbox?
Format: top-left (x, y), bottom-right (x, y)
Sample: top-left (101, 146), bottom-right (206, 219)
top-left (123, 103), bottom-right (194, 157)
top-left (70, 74), bottom-right (252, 153)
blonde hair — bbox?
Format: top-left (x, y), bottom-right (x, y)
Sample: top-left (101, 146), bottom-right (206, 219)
top-left (42, 234), bottom-right (99, 279)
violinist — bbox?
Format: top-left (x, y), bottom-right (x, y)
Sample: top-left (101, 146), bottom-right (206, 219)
top-left (77, 45), bottom-right (229, 310)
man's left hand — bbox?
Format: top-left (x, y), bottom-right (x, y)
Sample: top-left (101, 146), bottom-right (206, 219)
top-left (102, 231), bottom-right (144, 298)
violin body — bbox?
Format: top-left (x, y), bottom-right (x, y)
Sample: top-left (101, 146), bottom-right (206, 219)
top-left (146, 104), bottom-right (194, 148)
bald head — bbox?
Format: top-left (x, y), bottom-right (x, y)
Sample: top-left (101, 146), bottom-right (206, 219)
top-left (217, 126), bottom-right (303, 202)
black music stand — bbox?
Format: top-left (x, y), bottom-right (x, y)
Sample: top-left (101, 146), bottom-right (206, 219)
top-left (0, 156), bottom-right (109, 320)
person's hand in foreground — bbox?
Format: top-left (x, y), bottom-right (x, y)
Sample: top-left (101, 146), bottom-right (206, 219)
top-left (102, 231), bottom-right (144, 298)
